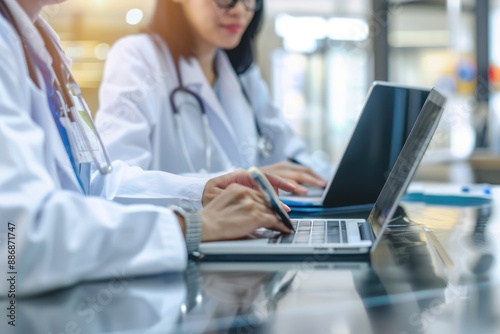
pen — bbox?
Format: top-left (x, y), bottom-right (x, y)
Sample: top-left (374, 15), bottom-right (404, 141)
top-left (461, 184), bottom-right (492, 196)
top-left (270, 273), bottom-right (296, 305)
top-left (248, 166), bottom-right (295, 231)
top-left (287, 157), bottom-right (302, 165)
top-left (272, 201), bottom-right (295, 231)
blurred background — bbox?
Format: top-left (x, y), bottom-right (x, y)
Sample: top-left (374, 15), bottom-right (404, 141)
top-left (44, 0), bottom-right (500, 183)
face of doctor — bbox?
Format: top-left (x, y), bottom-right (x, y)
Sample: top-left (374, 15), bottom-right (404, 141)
top-left (41, 0), bottom-right (67, 4)
top-left (173, 0), bottom-right (255, 52)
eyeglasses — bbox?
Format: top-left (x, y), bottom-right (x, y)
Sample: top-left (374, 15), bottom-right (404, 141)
top-left (214, 0), bottom-right (262, 12)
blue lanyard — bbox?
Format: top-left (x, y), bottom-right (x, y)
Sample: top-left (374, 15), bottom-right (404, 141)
top-left (47, 86), bottom-right (86, 193)
top-left (34, 56), bottom-right (86, 193)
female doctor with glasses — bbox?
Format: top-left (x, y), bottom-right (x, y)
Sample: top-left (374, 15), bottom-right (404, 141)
top-left (0, 0), bottom-right (296, 296)
top-left (96, 0), bottom-right (331, 194)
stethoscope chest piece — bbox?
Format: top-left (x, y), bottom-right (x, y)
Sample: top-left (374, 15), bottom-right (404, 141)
top-left (257, 134), bottom-right (273, 159)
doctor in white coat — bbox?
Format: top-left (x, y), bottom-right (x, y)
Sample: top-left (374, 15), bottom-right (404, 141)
top-left (0, 0), bottom-right (295, 297)
top-left (96, 0), bottom-right (331, 193)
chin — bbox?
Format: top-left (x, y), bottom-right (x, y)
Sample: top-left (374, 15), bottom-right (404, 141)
top-left (220, 40), bottom-right (242, 51)
top-left (43, 0), bottom-right (68, 4)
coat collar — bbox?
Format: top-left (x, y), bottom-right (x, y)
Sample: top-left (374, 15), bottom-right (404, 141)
top-left (177, 50), bottom-right (253, 146)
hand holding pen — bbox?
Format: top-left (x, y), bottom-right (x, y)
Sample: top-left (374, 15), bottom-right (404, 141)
top-left (249, 167), bottom-right (295, 231)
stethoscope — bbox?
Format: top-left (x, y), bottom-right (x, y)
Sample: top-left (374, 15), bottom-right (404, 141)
top-left (0, 0), bottom-right (113, 177)
top-left (169, 61), bottom-right (212, 174)
top-left (153, 35), bottom-right (274, 174)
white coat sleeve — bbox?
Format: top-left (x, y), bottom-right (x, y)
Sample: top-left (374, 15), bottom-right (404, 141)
top-left (240, 65), bottom-right (334, 179)
top-left (0, 31), bottom-right (187, 297)
top-left (92, 36), bottom-right (208, 210)
top-left (90, 160), bottom-right (208, 210)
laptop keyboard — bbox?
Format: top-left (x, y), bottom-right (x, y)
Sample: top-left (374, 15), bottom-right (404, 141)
top-left (269, 220), bottom-right (348, 245)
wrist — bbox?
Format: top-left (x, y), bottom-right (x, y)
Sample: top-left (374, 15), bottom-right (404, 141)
top-left (169, 206), bottom-right (202, 254)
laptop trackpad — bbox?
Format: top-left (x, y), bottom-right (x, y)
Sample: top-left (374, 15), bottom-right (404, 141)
top-left (303, 186), bottom-right (325, 197)
top-left (280, 186), bottom-right (325, 198)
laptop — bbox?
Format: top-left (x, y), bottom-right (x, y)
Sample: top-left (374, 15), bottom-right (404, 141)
top-left (281, 81), bottom-right (430, 210)
top-left (199, 88), bottom-right (446, 259)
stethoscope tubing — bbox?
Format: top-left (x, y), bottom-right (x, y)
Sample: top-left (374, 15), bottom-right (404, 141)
top-left (169, 82), bottom-right (212, 174)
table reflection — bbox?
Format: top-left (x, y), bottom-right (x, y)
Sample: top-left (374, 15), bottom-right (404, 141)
top-left (3, 201), bottom-right (500, 334)
top-left (178, 213), bottom-right (453, 333)
top-left (0, 274), bottom-right (185, 334)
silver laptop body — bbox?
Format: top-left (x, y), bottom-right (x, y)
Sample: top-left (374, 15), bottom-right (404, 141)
top-left (199, 89), bottom-right (446, 257)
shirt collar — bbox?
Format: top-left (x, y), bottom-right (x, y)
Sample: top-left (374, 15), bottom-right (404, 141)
top-left (178, 49), bottom-right (234, 88)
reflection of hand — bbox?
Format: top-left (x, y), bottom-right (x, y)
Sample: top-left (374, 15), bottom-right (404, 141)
top-left (261, 161), bottom-right (327, 194)
top-left (202, 169), bottom-right (296, 206)
top-left (202, 271), bottom-right (272, 305)
top-left (201, 184), bottom-right (291, 242)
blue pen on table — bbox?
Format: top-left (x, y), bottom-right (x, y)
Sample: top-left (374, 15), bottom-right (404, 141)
top-left (461, 184), bottom-right (492, 196)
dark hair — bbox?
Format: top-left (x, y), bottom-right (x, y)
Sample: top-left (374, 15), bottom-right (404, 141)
top-left (147, 0), bottom-right (264, 74)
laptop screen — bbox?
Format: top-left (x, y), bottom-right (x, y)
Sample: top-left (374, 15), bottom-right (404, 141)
top-left (367, 89), bottom-right (446, 249)
top-left (323, 82), bottom-right (430, 208)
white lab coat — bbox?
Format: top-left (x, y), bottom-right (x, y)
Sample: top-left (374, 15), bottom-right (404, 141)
top-left (96, 34), bottom-right (331, 178)
top-left (0, 0), bottom-right (207, 296)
